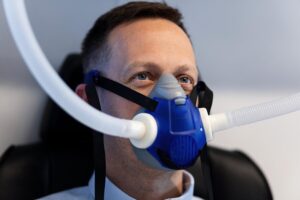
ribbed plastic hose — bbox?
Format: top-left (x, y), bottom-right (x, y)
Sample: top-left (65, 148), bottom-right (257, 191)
top-left (3, 0), bottom-right (145, 140)
top-left (209, 92), bottom-right (300, 133)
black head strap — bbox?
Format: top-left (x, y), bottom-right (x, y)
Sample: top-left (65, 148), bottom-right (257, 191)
top-left (85, 84), bottom-right (105, 200)
top-left (189, 80), bottom-right (214, 200)
top-left (84, 71), bottom-right (158, 200)
top-left (190, 81), bottom-right (213, 113)
top-left (92, 73), bottom-right (158, 112)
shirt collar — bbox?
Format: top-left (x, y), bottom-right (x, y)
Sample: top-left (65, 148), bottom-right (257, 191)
top-left (88, 170), bottom-right (195, 200)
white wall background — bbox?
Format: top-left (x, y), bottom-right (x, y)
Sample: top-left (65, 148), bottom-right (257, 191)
top-left (1, 0), bottom-right (300, 199)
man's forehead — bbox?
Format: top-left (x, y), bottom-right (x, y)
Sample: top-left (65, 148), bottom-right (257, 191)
top-left (104, 18), bottom-right (197, 79)
top-left (109, 18), bottom-right (185, 37)
top-left (107, 18), bottom-right (192, 50)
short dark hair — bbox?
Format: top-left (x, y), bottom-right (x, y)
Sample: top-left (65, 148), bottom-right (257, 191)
top-left (81, 1), bottom-right (189, 73)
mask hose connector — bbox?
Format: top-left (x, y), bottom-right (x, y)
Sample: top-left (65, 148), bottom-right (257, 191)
top-left (130, 113), bottom-right (158, 149)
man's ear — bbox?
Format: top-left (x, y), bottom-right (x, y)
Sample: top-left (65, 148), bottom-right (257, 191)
top-left (75, 84), bottom-right (88, 102)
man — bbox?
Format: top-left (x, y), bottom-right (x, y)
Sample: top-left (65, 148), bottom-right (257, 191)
top-left (41, 2), bottom-right (202, 199)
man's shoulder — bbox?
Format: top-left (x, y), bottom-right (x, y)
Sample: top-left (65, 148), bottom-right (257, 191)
top-left (38, 186), bottom-right (92, 200)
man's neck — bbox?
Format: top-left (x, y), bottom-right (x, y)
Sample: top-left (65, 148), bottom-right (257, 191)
top-left (104, 136), bottom-right (184, 199)
top-left (108, 168), bottom-right (184, 199)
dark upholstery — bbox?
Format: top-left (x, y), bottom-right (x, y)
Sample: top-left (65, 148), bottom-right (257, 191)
top-left (0, 54), bottom-right (272, 200)
top-left (209, 148), bottom-right (272, 200)
top-left (0, 143), bottom-right (93, 200)
top-left (39, 54), bottom-right (93, 146)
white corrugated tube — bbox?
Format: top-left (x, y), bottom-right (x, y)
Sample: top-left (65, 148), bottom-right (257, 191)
top-left (200, 92), bottom-right (300, 141)
top-left (2, 0), bottom-right (152, 146)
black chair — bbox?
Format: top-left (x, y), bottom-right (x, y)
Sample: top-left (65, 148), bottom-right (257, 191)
top-left (0, 54), bottom-right (273, 200)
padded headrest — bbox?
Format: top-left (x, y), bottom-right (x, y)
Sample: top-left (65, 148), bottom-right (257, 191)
top-left (39, 54), bottom-right (93, 145)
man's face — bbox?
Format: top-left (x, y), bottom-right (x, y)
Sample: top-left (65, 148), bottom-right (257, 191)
top-left (98, 18), bottom-right (198, 118)
top-left (86, 19), bottom-right (199, 193)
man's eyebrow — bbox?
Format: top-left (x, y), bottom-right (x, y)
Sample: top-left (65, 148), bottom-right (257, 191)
top-left (125, 61), bottom-right (160, 70)
top-left (174, 64), bottom-right (198, 75)
top-left (125, 62), bottom-right (197, 72)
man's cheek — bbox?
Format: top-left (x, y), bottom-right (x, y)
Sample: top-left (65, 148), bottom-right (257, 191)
top-left (101, 93), bottom-right (140, 119)
top-left (116, 99), bottom-right (141, 119)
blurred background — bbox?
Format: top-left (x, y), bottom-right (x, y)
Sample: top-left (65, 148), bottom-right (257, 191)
top-left (1, 0), bottom-right (300, 199)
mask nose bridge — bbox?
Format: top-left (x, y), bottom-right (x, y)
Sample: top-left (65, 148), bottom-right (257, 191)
top-left (149, 73), bottom-right (186, 100)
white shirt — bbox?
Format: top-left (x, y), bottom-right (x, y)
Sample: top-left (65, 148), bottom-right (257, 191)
top-left (39, 170), bottom-right (203, 200)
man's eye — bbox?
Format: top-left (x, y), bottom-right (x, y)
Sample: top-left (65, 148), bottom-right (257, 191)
top-left (177, 75), bottom-right (194, 94)
top-left (178, 75), bottom-right (193, 84)
top-left (129, 72), bottom-right (154, 88)
top-left (134, 72), bottom-right (150, 80)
